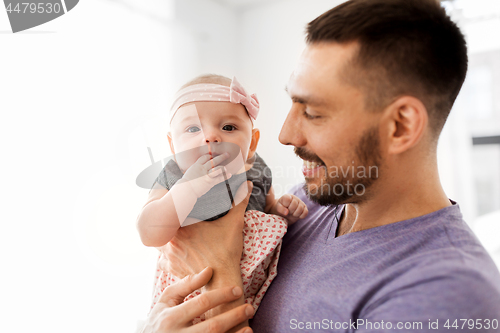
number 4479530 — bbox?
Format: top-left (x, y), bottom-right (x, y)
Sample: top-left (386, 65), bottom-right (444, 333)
top-left (5, 3), bottom-right (62, 14)
top-left (444, 319), bottom-right (498, 330)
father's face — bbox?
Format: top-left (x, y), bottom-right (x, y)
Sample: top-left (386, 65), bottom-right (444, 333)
top-left (280, 42), bottom-right (383, 206)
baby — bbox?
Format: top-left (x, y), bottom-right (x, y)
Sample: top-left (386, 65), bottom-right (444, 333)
top-left (136, 74), bottom-right (308, 322)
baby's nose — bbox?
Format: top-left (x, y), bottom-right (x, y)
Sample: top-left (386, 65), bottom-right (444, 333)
top-left (205, 138), bottom-right (220, 143)
top-left (204, 132), bottom-right (221, 143)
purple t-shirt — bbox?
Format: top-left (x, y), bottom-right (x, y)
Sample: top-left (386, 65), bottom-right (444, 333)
top-left (251, 185), bottom-right (500, 332)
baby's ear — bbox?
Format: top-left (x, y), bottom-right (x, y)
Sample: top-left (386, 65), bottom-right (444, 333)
top-left (248, 128), bottom-right (260, 160)
top-left (167, 132), bottom-right (175, 155)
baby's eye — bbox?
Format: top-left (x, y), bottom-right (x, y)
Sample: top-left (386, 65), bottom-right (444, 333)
top-left (222, 124), bottom-right (236, 131)
top-left (187, 126), bottom-right (201, 133)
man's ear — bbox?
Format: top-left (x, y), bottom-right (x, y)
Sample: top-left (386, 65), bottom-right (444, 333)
top-left (384, 96), bottom-right (428, 155)
top-left (247, 128), bottom-right (260, 160)
top-left (167, 132), bottom-right (175, 155)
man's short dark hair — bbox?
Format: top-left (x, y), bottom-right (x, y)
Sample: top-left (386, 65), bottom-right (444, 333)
top-left (306, 0), bottom-right (468, 136)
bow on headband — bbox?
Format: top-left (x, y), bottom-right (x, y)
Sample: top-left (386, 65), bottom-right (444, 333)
top-left (228, 77), bottom-right (259, 121)
top-left (169, 76), bottom-right (260, 123)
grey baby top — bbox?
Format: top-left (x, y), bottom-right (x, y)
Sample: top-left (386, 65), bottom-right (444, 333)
top-left (153, 153), bottom-right (272, 221)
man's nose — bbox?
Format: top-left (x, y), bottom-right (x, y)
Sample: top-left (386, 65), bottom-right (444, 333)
top-left (279, 105), bottom-right (306, 147)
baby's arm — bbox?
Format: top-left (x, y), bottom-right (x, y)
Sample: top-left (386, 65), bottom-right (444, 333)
top-left (136, 182), bottom-right (197, 247)
top-left (265, 186), bottom-right (308, 224)
top-left (137, 153), bottom-right (231, 247)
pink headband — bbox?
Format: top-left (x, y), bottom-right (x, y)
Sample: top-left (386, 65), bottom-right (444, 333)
top-left (169, 76), bottom-right (259, 124)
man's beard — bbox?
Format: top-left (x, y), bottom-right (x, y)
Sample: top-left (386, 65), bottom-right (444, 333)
top-left (296, 126), bottom-right (382, 206)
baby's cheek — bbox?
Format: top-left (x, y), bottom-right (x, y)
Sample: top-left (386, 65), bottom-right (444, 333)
top-left (241, 137), bottom-right (254, 159)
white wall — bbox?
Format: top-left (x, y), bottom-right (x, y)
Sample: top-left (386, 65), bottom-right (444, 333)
top-left (1, 1), bottom-right (173, 332)
top-left (172, 0), bottom-right (239, 86)
top-left (237, 0), bottom-right (345, 195)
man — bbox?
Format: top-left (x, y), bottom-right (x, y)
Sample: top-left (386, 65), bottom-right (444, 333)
top-left (142, 0), bottom-right (500, 332)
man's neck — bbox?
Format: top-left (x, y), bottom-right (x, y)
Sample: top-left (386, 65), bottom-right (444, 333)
top-left (336, 164), bottom-right (451, 237)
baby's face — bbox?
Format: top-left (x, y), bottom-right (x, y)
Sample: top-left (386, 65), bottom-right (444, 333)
top-left (169, 101), bottom-right (257, 174)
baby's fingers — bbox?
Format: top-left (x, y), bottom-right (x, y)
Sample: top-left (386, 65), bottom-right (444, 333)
top-left (204, 152), bottom-right (230, 169)
top-left (274, 201), bottom-right (289, 216)
top-left (278, 194), bottom-right (293, 208)
top-left (298, 204), bottom-right (309, 219)
top-left (207, 167), bottom-right (232, 184)
top-left (196, 154), bottom-right (213, 166)
top-left (207, 165), bottom-right (231, 178)
top-left (290, 200), bottom-right (307, 218)
top-left (286, 196), bottom-right (299, 215)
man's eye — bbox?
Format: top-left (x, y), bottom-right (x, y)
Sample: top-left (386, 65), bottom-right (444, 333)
top-left (222, 124), bottom-right (236, 131)
top-left (187, 126), bottom-right (201, 133)
top-left (303, 110), bottom-right (320, 120)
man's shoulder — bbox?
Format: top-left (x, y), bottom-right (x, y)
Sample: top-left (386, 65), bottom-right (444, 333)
top-left (378, 204), bottom-right (500, 284)
top-left (362, 207), bottom-right (500, 322)
top-left (364, 256), bottom-right (500, 322)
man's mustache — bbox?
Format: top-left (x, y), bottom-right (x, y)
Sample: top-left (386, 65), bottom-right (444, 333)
top-left (294, 147), bottom-right (324, 165)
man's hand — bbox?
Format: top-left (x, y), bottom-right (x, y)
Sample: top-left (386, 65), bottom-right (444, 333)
top-left (270, 194), bottom-right (308, 224)
top-left (160, 181), bottom-right (252, 324)
top-left (142, 267), bottom-right (253, 333)
top-left (161, 181), bottom-right (252, 282)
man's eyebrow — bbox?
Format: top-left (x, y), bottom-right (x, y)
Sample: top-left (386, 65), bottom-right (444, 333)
top-left (284, 85), bottom-right (325, 106)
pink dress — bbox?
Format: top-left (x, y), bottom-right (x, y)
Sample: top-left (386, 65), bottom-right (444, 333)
top-left (150, 210), bottom-right (288, 323)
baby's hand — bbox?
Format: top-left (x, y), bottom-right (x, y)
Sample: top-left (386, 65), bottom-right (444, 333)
top-left (271, 194), bottom-right (308, 224)
top-left (180, 153), bottom-right (231, 198)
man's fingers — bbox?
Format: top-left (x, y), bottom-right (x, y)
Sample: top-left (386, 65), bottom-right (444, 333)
top-left (158, 256), bottom-right (169, 272)
top-left (188, 303), bottom-right (254, 333)
top-left (236, 327), bottom-right (253, 333)
top-left (158, 267), bottom-right (213, 307)
top-left (232, 181), bottom-right (253, 208)
top-left (176, 286), bottom-right (246, 322)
